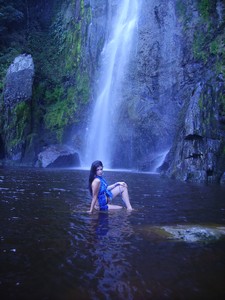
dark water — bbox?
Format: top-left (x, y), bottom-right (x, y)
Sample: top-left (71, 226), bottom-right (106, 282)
top-left (0, 168), bottom-right (225, 300)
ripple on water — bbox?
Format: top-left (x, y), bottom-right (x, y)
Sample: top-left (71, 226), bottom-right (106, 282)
top-left (0, 168), bottom-right (224, 300)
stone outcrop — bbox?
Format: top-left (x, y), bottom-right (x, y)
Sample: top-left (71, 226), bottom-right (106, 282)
top-left (4, 54), bottom-right (34, 106)
top-left (36, 145), bottom-right (80, 168)
top-left (1, 54), bottom-right (35, 164)
top-left (160, 73), bottom-right (225, 183)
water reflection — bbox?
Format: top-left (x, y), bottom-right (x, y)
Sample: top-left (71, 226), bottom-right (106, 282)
top-left (92, 212), bottom-right (109, 236)
top-left (67, 210), bottom-right (136, 299)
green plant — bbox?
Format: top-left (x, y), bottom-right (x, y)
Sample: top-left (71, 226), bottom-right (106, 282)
top-left (6, 101), bottom-right (31, 148)
top-left (45, 86), bottom-right (64, 105)
top-left (197, 0), bottom-right (214, 20)
top-left (44, 90), bottom-right (78, 142)
top-left (210, 40), bottom-right (219, 55)
top-left (193, 32), bottom-right (208, 62)
top-left (175, 0), bottom-right (186, 18)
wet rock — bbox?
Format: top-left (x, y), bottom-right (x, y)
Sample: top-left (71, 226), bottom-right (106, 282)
top-left (4, 54), bottom-right (34, 107)
top-left (161, 74), bottom-right (225, 183)
top-left (140, 224), bottom-right (225, 243)
top-left (161, 225), bottom-right (225, 243)
top-left (36, 145), bottom-right (80, 168)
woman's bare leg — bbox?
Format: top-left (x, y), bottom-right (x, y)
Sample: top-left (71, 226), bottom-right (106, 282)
top-left (111, 184), bottom-right (133, 210)
top-left (120, 185), bottom-right (133, 210)
top-left (108, 204), bottom-right (123, 210)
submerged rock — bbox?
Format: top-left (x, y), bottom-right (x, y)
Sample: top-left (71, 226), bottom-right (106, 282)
top-left (161, 225), bottom-right (225, 243)
top-left (139, 224), bottom-right (225, 243)
top-left (36, 145), bottom-right (80, 168)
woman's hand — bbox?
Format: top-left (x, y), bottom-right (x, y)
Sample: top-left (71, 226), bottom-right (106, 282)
top-left (117, 181), bottom-right (127, 188)
top-left (108, 181), bottom-right (128, 191)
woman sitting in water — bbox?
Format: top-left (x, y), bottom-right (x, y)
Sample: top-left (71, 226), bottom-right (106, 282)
top-left (87, 160), bottom-right (133, 213)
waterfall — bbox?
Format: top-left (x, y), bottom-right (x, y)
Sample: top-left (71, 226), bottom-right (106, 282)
top-left (84, 0), bottom-right (139, 168)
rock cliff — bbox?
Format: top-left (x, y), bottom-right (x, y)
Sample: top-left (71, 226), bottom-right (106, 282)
top-left (158, 0), bottom-right (225, 183)
top-left (0, 0), bottom-right (224, 182)
top-left (83, 0), bottom-right (225, 183)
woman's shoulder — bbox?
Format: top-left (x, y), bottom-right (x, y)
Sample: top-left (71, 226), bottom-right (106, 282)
top-left (92, 177), bottom-right (101, 190)
top-left (92, 177), bottom-right (101, 184)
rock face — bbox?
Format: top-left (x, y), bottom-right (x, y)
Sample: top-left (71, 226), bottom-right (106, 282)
top-left (85, 0), bottom-right (185, 169)
top-left (0, 0), bottom-right (224, 183)
top-left (1, 54), bottom-right (35, 164)
top-left (4, 54), bottom-right (34, 106)
top-left (160, 75), bottom-right (225, 183)
top-left (84, 0), bottom-right (225, 183)
top-left (36, 145), bottom-right (80, 168)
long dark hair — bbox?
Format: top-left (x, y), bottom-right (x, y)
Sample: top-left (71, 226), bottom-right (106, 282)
top-left (88, 160), bottom-right (103, 195)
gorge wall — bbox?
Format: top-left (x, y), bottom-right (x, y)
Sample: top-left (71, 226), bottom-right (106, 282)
top-left (0, 0), bottom-right (224, 183)
top-left (83, 0), bottom-right (225, 183)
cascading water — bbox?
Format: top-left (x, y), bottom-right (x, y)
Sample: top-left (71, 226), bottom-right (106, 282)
top-left (84, 0), bottom-right (139, 168)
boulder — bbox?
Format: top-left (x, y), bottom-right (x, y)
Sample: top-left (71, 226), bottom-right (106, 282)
top-left (139, 224), bottom-right (225, 243)
top-left (36, 145), bottom-right (80, 168)
top-left (4, 54), bottom-right (34, 106)
top-left (161, 225), bottom-right (225, 243)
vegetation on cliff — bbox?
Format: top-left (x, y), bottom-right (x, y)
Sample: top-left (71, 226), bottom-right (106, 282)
top-left (162, 0), bottom-right (225, 183)
top-left (0, 0), bottom-right (91, 163)
top-left (0, 0), bottom-right (224, 181)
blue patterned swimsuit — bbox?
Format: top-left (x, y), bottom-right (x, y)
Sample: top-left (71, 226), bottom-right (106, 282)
top-left (96, 176), bottom-right (113, 211)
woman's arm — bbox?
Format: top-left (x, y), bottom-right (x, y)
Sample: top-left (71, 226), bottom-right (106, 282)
top-left (87, 178), bottom-right (100, 213)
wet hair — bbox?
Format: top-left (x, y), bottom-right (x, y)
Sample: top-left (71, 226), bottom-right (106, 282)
top-left (88, 160), bottom-right (103, 195)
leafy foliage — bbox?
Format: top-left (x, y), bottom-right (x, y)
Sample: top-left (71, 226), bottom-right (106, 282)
top-left (5, 101), bottom-right (31, 150)
top-left (192, 0), bottom-right (225, 77)
top-left (0, 0), bottom-right (92, 164)
top-left (44, 87), bottom-right (78, 141)
top-left (197, 0), bottom-right (214, 20)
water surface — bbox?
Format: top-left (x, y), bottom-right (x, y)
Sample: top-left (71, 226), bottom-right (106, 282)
top-left (0, 168), bottom-right (225, 299)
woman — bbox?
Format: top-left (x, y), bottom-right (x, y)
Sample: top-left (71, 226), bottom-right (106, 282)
top-left (87, 160), bottom-right (133, 213)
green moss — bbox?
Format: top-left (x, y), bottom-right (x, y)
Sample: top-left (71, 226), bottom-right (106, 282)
top-left (218, 92), bottom-right (225, 117)
top-left (81, 0), bottom-right (85, 15)
top-left (44, 87), bottom-right (78, 142)
top-left (7, 101), bottom-right (31, 148)
top-left (76, 72), bottom-right (90, 103)
top-left (193, 32), bottom-right (208, 62)
top-left (210, 40), bottom-right (219, 55)
top-left (45, 86), bottom-right (64, 105)
top-left (197, 0), bottom-right (213, 20)
top-left (191, 0), bottom-right (224, 69)
top-left (175, 0), bottom-right (186, 19)
top-left (209, 36), bottom-right (225, 76)
top-left (1, 0), bottom-right (92, 157)
top-left (198, 95), bottom-right (204, 110)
